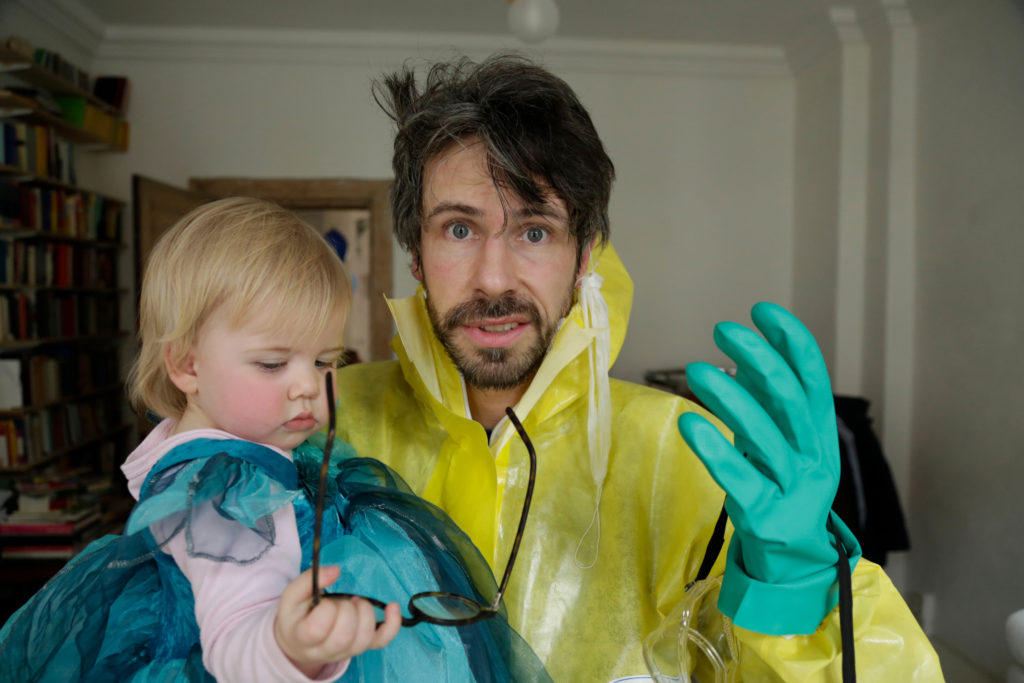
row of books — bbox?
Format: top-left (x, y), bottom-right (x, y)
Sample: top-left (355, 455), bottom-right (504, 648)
top-left (56, 97), bottom-right (131, 151)
top-left (0, 237), bottom-right (118, 288)
top-left (0, 290), bottom-right (120, 342)
top-left (3, 183), bottom-right (122, 241)
top-left (29, 45), bottom-right (130, 114)
top-left (1, 121), bottom-right (76, 184)
top-left (0, 395), bottom-right (118, 469)
top-left (31, 47), bottom-right (93, 94)
top-left (0, 348), bottom-right (119, 409)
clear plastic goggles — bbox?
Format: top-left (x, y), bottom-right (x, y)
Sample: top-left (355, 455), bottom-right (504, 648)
top-left (643, 576), bottom-right (738, 683)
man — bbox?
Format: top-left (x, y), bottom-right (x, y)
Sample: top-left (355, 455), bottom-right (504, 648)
top-left (336, 54), bottom-right (942, 681)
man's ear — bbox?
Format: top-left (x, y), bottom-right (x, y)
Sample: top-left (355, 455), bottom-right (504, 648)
top-left (164, 343), bottom-right (199, 395)
top-left (410, 253), bottom-right (424, 283)
top-left (576, 239), bottom-right (596, 281)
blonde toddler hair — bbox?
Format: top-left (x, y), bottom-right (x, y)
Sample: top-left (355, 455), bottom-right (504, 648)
top-left (129, 196), bottom-right (352, 420)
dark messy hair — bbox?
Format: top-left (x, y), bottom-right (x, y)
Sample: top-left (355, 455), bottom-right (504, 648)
top-left (373, 53), bottom-right (615, 260)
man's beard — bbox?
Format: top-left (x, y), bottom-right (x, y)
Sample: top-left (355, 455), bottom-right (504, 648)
top-left (425, 289), bottom-right (573, 391)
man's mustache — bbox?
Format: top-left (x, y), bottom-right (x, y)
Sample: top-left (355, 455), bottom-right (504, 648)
top-left (442, 294), bottom-right (541, 331)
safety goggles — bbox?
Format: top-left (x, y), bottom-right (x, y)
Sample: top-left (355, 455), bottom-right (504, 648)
top-left (310, 371), bottom-right (536, 627)
top-left (643, 575), bottom-right (738, 683)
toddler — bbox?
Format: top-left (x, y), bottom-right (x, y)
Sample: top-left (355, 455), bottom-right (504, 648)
top-left (0, 197), bottom-right (547, 682)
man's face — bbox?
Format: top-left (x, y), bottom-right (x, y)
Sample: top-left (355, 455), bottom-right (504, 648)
top-left (414, 140), bottom-right (588, 391)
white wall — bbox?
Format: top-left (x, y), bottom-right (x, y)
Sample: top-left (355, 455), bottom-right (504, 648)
top-left (65, 33), bottom-right (794, 385)
top-left (861, 13), bottom-right (892, 444)
top-left (911, 0), bottom-right (1024, 676)
top-left (792, 44), bottom-right (842, 370)
top-left (581, 69), bottom-right (794, 382)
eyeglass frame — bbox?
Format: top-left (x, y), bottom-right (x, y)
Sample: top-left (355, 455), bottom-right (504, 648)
top-left (310, 371), bottom-right (537, 627)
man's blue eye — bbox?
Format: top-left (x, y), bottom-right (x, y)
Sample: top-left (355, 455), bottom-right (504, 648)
top-left (525, 228), bottom-right (547, 243)
top-left (449, 223), bottom-right (471, 239)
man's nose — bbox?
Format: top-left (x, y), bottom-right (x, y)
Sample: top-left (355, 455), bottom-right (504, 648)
top-left (471, 234), bottom-right (517, 296)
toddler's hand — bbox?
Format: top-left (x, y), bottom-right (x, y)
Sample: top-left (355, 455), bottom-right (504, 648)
top-left (274, 566), bottom-right (402, 678)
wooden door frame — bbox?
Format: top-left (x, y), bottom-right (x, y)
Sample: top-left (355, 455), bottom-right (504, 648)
top-left (188, 177), bottom-right (394, 361)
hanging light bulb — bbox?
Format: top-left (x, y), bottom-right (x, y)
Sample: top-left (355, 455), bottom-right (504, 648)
top-left (507, 0), bottom-right (560, 44)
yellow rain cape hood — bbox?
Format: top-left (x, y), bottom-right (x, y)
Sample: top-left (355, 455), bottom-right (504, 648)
top-left (384, 242), bottom-right (631, 560)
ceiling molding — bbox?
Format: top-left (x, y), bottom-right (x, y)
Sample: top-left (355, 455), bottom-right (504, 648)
top-left (21, 0), bottom-right (793, 79)
top-left (16, 0), bottom-right (106, 55)
top-left (546, 39), bottom-right (789, 79)
top-left (882, 0), bottom-right (916, 27)
top-left (896, 0), bottom-right (956, 28)
top-left (830, 7), bottom-right (866, 44)
top-left (84, 25), bottom-right (790, 80)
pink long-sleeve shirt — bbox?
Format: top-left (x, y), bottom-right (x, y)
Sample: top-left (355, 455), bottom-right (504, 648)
top-left (122, 420), bottom-right (348, 683)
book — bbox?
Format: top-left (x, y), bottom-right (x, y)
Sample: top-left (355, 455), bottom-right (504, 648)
top-left (34, 125), bottom-right (48, 176)
top-left (0, 357), bottom-right (23, 409)
top-left (0, 181), bottom-right (19, 224)
top-left (0, 421), bottom-right (9, 469)
top-left (2, 502), bottom-right (96, 522)
top-left (0, 417), bottom-right (27, 466)
top-left (2, 122), bottom-right (17, 166)
top-left (92, 76), bottom-right (129, 114)
top-left (23, 122), bottom-right (36, 173)
top-left (2, 543), bottom-right (79, 559)
top-left (13, 122), bottom-right (28, 170)
top-left (1, 515), bottom-right (107, 559)
top-left (0, 507), bottom-right (101, 535)
top-left (17, 479), bottom-right (82, 513)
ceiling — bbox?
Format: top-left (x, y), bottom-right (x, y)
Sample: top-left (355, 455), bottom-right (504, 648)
top-left (73, 0), bottom-right (927, 48)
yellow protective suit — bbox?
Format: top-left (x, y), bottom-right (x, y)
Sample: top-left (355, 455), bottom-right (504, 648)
top-left (335, 244), bottom-right (943, 682)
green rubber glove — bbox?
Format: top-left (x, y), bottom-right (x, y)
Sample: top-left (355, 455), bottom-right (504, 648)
top-left (677, 302), bottom-right (861, 635)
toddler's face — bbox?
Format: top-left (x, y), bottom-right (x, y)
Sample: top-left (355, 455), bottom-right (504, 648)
top-left (174, 307), bottom-right (345, 451)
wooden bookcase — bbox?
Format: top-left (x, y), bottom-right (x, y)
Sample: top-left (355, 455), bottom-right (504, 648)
top-left (0, 44), bottom-right (133, 620)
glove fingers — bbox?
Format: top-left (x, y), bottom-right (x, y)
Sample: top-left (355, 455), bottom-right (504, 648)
top-left (750, 302), bottom-right (839, 475)
top-left (751, 302), bottom-right (832, 400)
top-left (684, 362), bottom-right (795, 490)
top-left (712, 321), bottom-right (819, 458)
top-left (677, 412), bottom-right (770, 510)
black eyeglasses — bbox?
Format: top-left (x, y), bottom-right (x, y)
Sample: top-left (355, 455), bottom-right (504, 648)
top-left (311, 371), bottom-right (536, 627)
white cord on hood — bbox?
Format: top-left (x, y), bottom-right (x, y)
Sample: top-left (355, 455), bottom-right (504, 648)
top-left (574, 267), bottom-right (611, 569)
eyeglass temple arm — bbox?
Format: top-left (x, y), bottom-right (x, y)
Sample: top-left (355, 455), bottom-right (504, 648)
top-left (491, 407), bottom-right (536, 611)
top-left (310, 371), bottom-right (336, 606)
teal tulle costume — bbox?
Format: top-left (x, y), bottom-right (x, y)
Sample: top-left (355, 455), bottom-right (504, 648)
top-left (0, 435), bottom-right (550, 682)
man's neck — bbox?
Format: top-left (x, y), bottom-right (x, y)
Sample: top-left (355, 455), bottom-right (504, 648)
top-left (466, 383), bottom-right (529, 431)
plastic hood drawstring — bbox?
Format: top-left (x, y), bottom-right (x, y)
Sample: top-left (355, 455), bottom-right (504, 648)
top-left (574, 265), bottom-right (611, 569)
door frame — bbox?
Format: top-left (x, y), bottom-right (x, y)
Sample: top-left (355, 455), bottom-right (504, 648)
top-left (187, 177), bottom-right (394, 361)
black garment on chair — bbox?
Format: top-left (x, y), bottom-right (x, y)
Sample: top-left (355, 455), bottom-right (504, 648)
top-left (830, 395), bottom-right (911, 566)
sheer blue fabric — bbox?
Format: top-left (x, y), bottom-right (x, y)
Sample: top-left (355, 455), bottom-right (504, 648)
top-left (0, 435), bottom-right (550, 682)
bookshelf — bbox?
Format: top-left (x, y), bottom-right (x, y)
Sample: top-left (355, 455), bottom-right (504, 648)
top-left (0, 40), bottom-right (133, 619)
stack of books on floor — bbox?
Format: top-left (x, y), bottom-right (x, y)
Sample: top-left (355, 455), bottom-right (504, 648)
top-left (0, 505), bottom-right (102, 559)
top-left (0, 473), bottom-right (115, 560)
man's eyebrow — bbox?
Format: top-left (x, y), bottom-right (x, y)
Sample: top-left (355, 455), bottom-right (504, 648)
top-left (424, 202), bottom-right (482, 220)
top-left (511, 204), bottom-right (567, 222)
top-left (424, 201), bottom-right (567, 223)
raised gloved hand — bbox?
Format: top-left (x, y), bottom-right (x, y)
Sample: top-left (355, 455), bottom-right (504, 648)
top-left (677, 302), bottom-right (861, 635)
